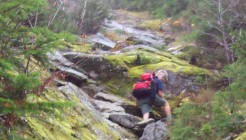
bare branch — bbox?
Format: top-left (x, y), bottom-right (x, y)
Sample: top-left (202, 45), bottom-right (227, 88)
top-left (48, 0), bottom-right (64, 28)
top-left (27, 18), bottom-right (33, 28)
top-left (34, 10), bottom-right (38, 27)
top-left (207, 21), bottom-right (224, 34)
top-left (78, 0), bottom-right (88, 31)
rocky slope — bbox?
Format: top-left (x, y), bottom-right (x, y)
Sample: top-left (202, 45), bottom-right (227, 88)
top-left (10, 9), bottom-right (218, 140)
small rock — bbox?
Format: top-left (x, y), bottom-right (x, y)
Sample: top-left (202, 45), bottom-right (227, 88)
top-left (94, 92), bottom-right (125, 105)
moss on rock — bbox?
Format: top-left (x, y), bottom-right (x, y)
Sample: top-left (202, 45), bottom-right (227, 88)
top-left (106, 49), bottom-right (210, 79)
top-left (66, 42), bottom-right (92, 53)
top-left (14, 84), bottom-right (121, 140)
top-left (103, 75), bottom-right (135, 98)
top-left (138, 19), bottom-right (162, 31)
top-left (236, 132), bottom-right (246, 140)
top-left (104, 49), bottom-right (211, 100)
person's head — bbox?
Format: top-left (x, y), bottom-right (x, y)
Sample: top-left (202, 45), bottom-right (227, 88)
top-left (156, 70), bottom-right (168, 80)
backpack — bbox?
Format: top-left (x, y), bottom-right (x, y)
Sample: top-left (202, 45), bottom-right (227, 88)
top-left (132, 73), bottom-right (155, 99)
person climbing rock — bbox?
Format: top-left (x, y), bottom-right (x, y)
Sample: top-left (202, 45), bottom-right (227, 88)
top-left (135, 70), bottom-right (172, 127)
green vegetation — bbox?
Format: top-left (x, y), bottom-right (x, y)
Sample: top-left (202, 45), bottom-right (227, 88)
top-left (105, 50), bottom-right (210, 99)
top-left (104, 31), bottom-right (124, 42)
top-left (38, 0), bottom-right (108, 34)
top-left (68, 43), bottom-right (92, 53)
top-left (1, 0), bottom-right (246, 139)
top-left (107, 0), bottom-right (246, 139)
top-left (109, 0), bottom-right (189, 18)
top-left (138, 20), bottom-right (162, 31)
top-left (171, 29), bottom-right (246, 140)
top-left (0, 1), bottom-right (122, 139)
top-left (21, 86), bottom-right (120, 140)
top-left (0, 0), bottom-right (75, 137)
top-left (106, 50), bottom-right (210, 78)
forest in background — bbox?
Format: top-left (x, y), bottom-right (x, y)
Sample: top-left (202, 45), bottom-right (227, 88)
top-left (116, 0), bottom-right (246, 139)
top-left (0, 0), bottom-right (246, 139)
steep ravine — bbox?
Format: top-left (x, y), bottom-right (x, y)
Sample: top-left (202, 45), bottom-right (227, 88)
top-left (20, 10), bottom-right (218, 140)
top-left (38, 45), bottom-right (210, 140)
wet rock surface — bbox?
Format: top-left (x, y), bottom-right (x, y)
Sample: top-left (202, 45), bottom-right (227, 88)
top-left (103, 19), bottom-right (165, 47)
top-left (45, 9), bottom-right (213, 139)
top-left (140, 120), bottom-right (169, 140)
top-left (165, 71), bottom-right (200, 95)
top-left (92, 100), bottom-right (125, 118)
top-left (94, 92), bottom-right (125, 105)
top-left (87, 33), bottom-right (116, 50)
top-left (109, 114), bottom-right (142, 129)
top-left (47, 51), bottom-right (88, 82)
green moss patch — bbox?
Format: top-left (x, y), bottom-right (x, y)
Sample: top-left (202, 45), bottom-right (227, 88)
top-left (104, 49), bottom-right (210, 99)
top-left (66, 42), bottom-right (92, 53)
top-left (106, 49), bottom-right (210, 79)
top-left (104, 31), bottom-right (125, 42)
top-left (236, 132), bottom-right (246, 140)
top-left (22, 85), bottom-right (120, 140)
top-left (138, 19), bottom-right (162, 31)
top-left (104, 78), bottom-right (134, 97)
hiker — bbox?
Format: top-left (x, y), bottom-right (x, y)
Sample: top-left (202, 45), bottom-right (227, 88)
top-left (136, 70), bottom-right (172, 125)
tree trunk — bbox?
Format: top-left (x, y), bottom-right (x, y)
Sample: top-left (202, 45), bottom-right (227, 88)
top-left (218, 0), bottom-right (234, 64)
top-left (78, 0), bottom-right (88, 33)
top-left (47, 0), bottom-right (64, 28)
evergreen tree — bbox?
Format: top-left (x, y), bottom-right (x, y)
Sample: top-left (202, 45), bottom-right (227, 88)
top-left (185, 0), bottom-right (246, 64)
top-left (171, 31), bottom-right (246, 140)
top-left (108, 0), bottom-right (189, 18)
top-left (37, 0), bottom-right (108, 34)
top-left (0, 0), bottom-right (74, 135)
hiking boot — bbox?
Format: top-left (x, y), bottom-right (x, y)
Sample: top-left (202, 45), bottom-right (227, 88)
top-left (133, 125), bottom-right (144, 132)
top-left (135, 118), bottom-right (154, 128)
top-left (161, 118), bottom-right (172, 127)
top-left (164, 120), bottom-right (172, 127)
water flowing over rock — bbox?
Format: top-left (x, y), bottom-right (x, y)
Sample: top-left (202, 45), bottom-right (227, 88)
top-left (103, 19), bottom-right (165, 47)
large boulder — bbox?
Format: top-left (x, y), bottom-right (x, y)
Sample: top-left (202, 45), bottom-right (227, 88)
top-left (62, 51), bottom-right (127, 81)
top-left (57, 81), bottom-right (139, 139)
top-left (94, 92), bottom-right (125, 105)
top-left (165, 70), bottom-right (200, 95)
top-left (47, 51), bottom-right (88, 86)
top-left (140, 120), bottom-right (169, 140)
top-left (109, 114), bottom-right (142, 129)
top-left (91, 100), bottom-right (125, 118)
